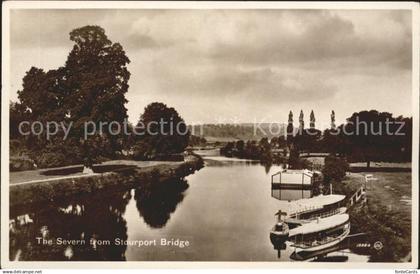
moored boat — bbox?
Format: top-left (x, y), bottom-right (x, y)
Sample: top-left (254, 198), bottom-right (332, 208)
top-left (288, 213), bottom-right (350, 252)
top-left (269, 210), bottom-right (289, 247)
top-left (270, 221), bottom-right (289, 247)
top-left (285, 194), bottom-right (347, 221)
top-left (270, 194), bottom-right (348, 247)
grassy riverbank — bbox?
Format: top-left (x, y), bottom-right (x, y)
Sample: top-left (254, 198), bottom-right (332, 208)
top-left (10, 160), bottom-right (184, 185)
top-left (10, 155), bottom-right (204, 208)
top-left (335, 170), bottom-right (412, 262)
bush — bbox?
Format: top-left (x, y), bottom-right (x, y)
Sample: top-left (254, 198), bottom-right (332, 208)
top-left (33, 152), bottom-right (71, 168)
top-left (322, 155), bottom-right (349, 183)
top-left (9, 157), bottom-right (36, 171)
top-left (32, 151), bottom-right (83, 169)
top-left (134, 102), bottom-right (190, 159)
top-left (288, 149), bottom-right (311, 169)
top-left (10, 139), bottom-right (24, 155)
top-left (349, 206), bottom-right (411, 262)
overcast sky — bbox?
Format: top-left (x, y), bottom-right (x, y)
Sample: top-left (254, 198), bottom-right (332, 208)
top-left (10, 9), bottom-right (412, 127)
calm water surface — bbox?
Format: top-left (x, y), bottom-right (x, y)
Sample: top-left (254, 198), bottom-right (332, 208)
top-left (10, 150), bottom-right (369, 262)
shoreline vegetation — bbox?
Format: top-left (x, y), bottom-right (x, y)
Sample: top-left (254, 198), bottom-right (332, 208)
top-left (217, 128), bottom-right (412, 262)
top-left (334, 171), bottom-right (411, 262)
top-left (220, 137), bottom-right (288, 165)
top-left (10, 154), bottom-right (204, 209)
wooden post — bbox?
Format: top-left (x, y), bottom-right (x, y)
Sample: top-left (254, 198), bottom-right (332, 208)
top-left (302, 173), bottom-right (304, 198)
top-left (271, 174), bottom-right (274, 197)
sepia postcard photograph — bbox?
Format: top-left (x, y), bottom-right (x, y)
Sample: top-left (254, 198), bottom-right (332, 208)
top-left (1, 1), bottom-right (419, 270)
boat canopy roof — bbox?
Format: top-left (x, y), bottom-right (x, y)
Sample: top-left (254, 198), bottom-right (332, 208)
top-left (289, 214), bottom-right (349, 237)
top-left (285, 194), bottom-right (346, 215)
top-left (281, 169), bottom-right (314, 177)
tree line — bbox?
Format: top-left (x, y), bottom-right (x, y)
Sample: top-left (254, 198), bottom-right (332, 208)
top-left (10, 26), bottom-right (189, 169)
top-left (9, 25), bottom-right (412, 171)
top-left (220, 137), bottom-right (287, 164)
top-left (221, 109), bottom-right (412, 169)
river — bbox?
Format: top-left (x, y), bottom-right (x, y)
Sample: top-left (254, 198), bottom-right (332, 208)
top-left (9, 149), bottom-right (369, 262)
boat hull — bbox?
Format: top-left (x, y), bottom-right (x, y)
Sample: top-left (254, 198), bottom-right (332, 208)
top-left (292, 226), bottom-right (350, 252)
top-left (270, 231), bottom-right (289, 247)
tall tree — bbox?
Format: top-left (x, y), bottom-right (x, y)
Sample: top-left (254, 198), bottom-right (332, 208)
top-left (341, 110), bottom-right (409, 168)
top-left (286, 111), bottom-right (295, 146)
top-left (259, 137), bottom-right (272, 163)
top-left (322, 110), bottom-right (342, 155)
top-left (16, 67), bottom-right (69, 156)
top-left (134, 102), bottom-right (189, 160)
top-left (322, 127), bottom-right (346, 156)
top-left (287, 111), bottom-right (294, 139)
top-left (331, 110), bottom-right (336, 129)
top-left (17, 67), bottom-right (65, 123)
top-left (64, 25), bottom-right (130, 169)
top-left (299, 110), bottom-right (304, 132)
top-left (293, 110), bottom-right (306, 152)
top-left (306, 110), bottom-right (321, 153)
top-left (15, 25), bottom-right (131, 169)
top-left (10, 101), bottom-right (28, 140)
top-left (310, 110), bottom-right (315, 129)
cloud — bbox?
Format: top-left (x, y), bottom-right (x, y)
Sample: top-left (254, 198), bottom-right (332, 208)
top-left (149, 63), bottom-right (337, 103)
top-left (202, 10), bottom-right (411, 72)
top-left (11, 9), bottom-right (411, 71)
top-left (125, 33), bottom-right (161, 49)
top-left (9, 9), bottom-right (413, 125)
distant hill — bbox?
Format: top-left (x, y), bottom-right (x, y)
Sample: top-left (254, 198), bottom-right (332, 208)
top-left (188, 123), bottom-right (286, 142)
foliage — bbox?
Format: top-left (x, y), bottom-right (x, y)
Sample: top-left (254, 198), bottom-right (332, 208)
top-left (189, 135), bottom-right (207, 146)
top-left (10, 157), bottom-right (36, 172)
top-left (64, 25), bottom-right (130, 166)
top-left (33, 152), bottom-right (75, 169)
top-left (188, 123), bottom-right (286, 140)
top-left (220, 137), bottom-right (287, 164)
top-left (293, 128), bottom-right (322, 153)
top-left (338, 111), bottom-right (412, 167)
top-left (349, 205), bottom-right (411, 262)
top-left (13, 25), bottom-right (130, 168)
top-left (287, 148), bottom-right (311, 169)
top-left (322, 128), bottom-right (346, 155)
top-left (270, 136), bottom-right (287, 148)
top-left (322, 155), bottom-right (349, 183)
top-left (10, 102), bottom-right (29, 140)
top-left (286, 109), bottom-right (412, 167)
top-left (133, 102), bottom-right (189, 160)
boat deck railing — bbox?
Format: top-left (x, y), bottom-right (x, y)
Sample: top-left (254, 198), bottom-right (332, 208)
top-left (348, 185), bottom-right (367, 207)
top-left (292, 236), bottom-right (338, 249)
top-left (291, 205), bottom-right (322, 215)
top-left (307, 208), bottom-right (341, 220)
top-left (291, 228), bottom-right (349, 249)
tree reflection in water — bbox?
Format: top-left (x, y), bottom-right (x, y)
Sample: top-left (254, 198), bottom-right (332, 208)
top-left (10, 188), bottom-right (132, 261)
top-left (263, 163), bottom-right (272, 174)
top-left (10, 179), bottom-right (190, 261)
top-left (134, 179), bottom-right (189, 228)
